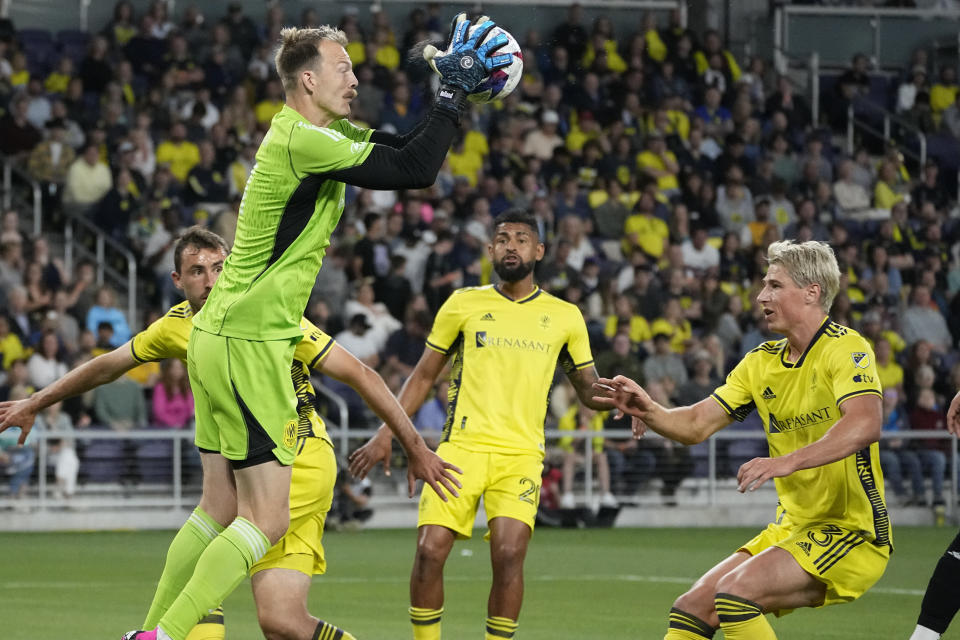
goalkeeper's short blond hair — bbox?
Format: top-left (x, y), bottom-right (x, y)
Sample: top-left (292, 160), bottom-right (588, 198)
top-left (274, 26), bottom-right (348, 91)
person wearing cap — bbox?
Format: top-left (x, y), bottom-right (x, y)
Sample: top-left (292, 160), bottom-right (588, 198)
top-left (522, 108), bottom-right (564, 161)
top-left (334, 313), bottom-right (379, 367)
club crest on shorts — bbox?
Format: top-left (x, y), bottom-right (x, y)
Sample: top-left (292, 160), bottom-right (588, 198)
top-left (851, 352), bottom-right (869, 369)
top-left (283, 419), bottom-right (297, 448)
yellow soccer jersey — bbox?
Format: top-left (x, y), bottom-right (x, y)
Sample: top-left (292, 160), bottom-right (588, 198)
top-left (711, 318), bottom-right (891, 549)
top-left (426, 285), bottom-right (594, 457)
top-left (130, 301), bottom-right (334, 442)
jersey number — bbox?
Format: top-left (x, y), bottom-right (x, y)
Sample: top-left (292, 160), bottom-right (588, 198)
top-left (807, 524), bottom-right (845, 547)
top-left (518, 477), bottom-right (540, 506)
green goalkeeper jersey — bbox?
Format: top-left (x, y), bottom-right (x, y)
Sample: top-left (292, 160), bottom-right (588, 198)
top-left (193, 105), bottom-right (373, 340)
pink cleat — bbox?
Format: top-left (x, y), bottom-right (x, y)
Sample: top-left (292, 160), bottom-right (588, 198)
top-left (121, 630), bottom-right (159, 640)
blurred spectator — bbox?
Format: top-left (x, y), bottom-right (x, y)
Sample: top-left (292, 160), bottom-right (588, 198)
top-left (558, 404), bottom-right (616, 509)
top-left (902, 285), bottom-right (952, 352)
top-left (155, 122), bottom-right (199, 183)
top-left (85, 286), bottom-right (131, 348)
top-left (151, 358), bottom-right (194, 429)
top-left (622, 192), bottom-right (668, 260)
top-left (413, 379), bottom-right (448, 450)
top-left (907, 386), bottom-right (948, 507)
top-left (643, 331), bottom-right (688, 392)
top-left (344, 277), bottom-right (401, 351)
top-left (26, 330), bottom-right (66, 390)
top-left (833, 159), bottom-right (870, 213)
top-left (28, 118), bottom-right (76, 200)
top-left (930, 64), bottom-right (958, 123)
top-left (382, 310), bottom-right (430, 382)
top-left (0, 315), bottom-right (26, 371)
top-left (335, 313), bottom-right (380, 369)
top-left (522, 110), bottom-right (564, 161)
top-left (92, 372), bottom-right (146, 430)
top-left (595, 333), bottom-right (645, 383)
top-left (34, 401), bottom-right (79, 500)
top-left (637, 131), bottom-right (680, 197)
top-left (897, 66), bottom-right (928, 114)
top-left (0, 93), bottom-right (42, 156)
top-left (423, 230), bottom-right (460, 313)
top-left (63, 144), bottom-right (113, 216)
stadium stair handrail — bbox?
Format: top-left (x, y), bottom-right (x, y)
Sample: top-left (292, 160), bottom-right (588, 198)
top-left (62, 208), bottom-right (138, 328)
top-left (1, 155), bottom-right (42, 237)
top-left (845, 96), bottom-right (927, 167)
top-left (313, 379), bottom-right (351, 459)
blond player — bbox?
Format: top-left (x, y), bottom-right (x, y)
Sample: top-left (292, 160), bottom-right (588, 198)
top-left (595, 240), bottom-right (890, 639)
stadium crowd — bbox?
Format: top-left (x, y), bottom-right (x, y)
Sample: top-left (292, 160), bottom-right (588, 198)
top-left (0, 0), bottom-right (958, 510)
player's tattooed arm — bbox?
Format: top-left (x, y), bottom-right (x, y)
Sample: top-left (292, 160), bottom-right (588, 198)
top-left (565, 365), bottom-right (610, 411)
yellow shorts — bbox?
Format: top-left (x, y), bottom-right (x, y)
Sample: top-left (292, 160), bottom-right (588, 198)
top-left (739, 518), bottom-right (890, 615)
top-left (418, 442), bottom-right (543, 539)
top-left (250, 437), bottom-right (336, 577)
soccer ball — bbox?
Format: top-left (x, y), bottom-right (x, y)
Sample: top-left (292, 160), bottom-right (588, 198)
top-left (467, 24), bottom-right (523, 104)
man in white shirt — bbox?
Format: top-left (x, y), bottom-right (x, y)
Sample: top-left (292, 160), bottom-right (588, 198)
top-left (681, 226), bottom-right (720, 274)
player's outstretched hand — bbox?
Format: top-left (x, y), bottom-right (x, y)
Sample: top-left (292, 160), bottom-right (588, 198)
top-left (348, 429), bottom-right (393, 479)
top-left (736, 456), bottom-right (795, 493)
top-left (0, 399), bottom-right (38, 446)
top-left (947, 390), bottom-right (960, 437)
top-left (591, 375), bottom-right (653, 420)
top-left (406, 445), bottom-right (462, 502)
top-left (422, 13), bottom-right (511, 92)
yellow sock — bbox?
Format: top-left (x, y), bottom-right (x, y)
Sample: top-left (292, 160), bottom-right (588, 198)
top-left (715, 593), bottom-right (777, 639)
top-left (485, 615), bottom-right (518, 639)
top-left (410, 606), bottom-right (442, 640)
top-left (664, 607), bottom-right (715, 639)
top-left (185, 607), bottom-right (224, 640)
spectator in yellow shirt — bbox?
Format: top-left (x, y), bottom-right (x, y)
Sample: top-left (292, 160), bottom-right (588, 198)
top-left (636, 131), bottom-right (680, 197)
top-left (874, 160), bottom-right (906, 210)
top-left (622, 192), bottom-right (669, 258)
top-left (155, 122), bottom-right (200, 183)
top-left (650, 297), bottom-right (693, 354)
top-left (929, 65), bottom-right (958, 122)
top-left (0, 315), bottom-right (26, 371)
top-left (604, 294), bottom-right (653, 348)
top-left (874, 336), bottom-right (904, 394)
top-left (254, 79), bottom-right (285, 128)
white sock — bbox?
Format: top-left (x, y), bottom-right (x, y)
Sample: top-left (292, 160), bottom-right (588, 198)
top-left (909, 625), bottom-right (941, 640)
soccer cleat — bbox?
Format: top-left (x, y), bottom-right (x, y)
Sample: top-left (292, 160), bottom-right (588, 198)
top-left (560, 492), bottom-right (576, 509)
top-left (122, 628), bottom-right (171, 640)
top-left (600, 492), bottom-right (619, 508)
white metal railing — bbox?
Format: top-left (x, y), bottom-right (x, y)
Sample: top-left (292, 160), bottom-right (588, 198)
top-left (314, 379), bottom-right (350, 456)
top-left (1, 157), bottom-right (43, 237)
top-left (775, 3), bottom-right (960, 69)
top-left (2, 428), bottom-right (955, 518)
top-left (845, 98), bottom-right (927, 166)
top-left (63, 211), bottom-right (138, 327)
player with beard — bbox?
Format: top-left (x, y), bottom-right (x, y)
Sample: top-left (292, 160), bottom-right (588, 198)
top-left (350, 208), bottom-right (609, 640)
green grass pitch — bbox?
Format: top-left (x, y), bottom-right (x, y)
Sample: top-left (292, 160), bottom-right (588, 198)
top-left (1, 526), bottom-right (956, 638)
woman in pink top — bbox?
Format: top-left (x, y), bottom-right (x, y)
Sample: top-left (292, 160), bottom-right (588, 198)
top-left (150, 358), bottom-right (194, 429)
